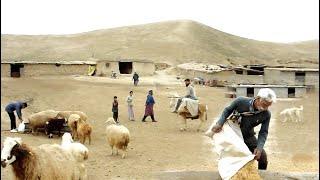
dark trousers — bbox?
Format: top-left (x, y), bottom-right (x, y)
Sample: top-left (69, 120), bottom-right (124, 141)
top-left (113, 112), bottom-right (118, 122)
top-left (7, 112), bottom-right (16, 130)
top-left (247, 145), bottom-right (268, 170)
top-left (142, 115), bottom-right (155, 121)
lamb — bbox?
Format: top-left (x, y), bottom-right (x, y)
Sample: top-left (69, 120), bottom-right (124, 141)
top-left (58, 111), bottom-right (88, 122)
top-left (279, 105), bottom-right (304, 122)
top-left (1, 137), bottom-right (87, 180)
top-left (106, 117), bottom-right (130, 159)
top-left (27, 110), bottom-right (62, 135)
top-left (61, 132), bottom-right (89, 161)
top-left (76, 119), bottom-right (93, 145)
top-left (45, 117), bottom-right (67, 138)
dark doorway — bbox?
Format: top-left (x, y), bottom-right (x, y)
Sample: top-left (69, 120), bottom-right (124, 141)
top-left (247, 88), bottom-right (254, 97)
top-left (288, 88), bottom-right (295, 98)
top-left (119, 62), bottom-right (133, 74)
top-left (10, 64), bottom-right (24, 78)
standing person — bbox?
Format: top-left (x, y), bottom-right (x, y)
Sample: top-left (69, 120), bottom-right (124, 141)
top-left (142, 90), bottom-right (157, 122)
top-left (210, 88), bottom-right (277, 170)
top-left (133, 72), bottom-right (139, 86)
top-left (126, 91), bottom-right (135, 121)
top-left (5, 101), bottom-right (28, 133)
top-left (112, 96), bottom-right (119, 123)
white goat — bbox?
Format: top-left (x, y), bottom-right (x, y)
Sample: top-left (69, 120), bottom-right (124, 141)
top-left (279, 105), bottom-right (304, 122)
top-left (61, 132), bottom-right (89, 161)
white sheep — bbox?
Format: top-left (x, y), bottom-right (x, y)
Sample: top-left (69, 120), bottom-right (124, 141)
top-left (67, 114), bottom-right (81, 140)
top-left (27, 110), bottom-right (62, 135)
top-left (61, 132), bottom-right (89, 162)
top-left (58, 111), bottom-right (88, 122)
top-left (106, 117), bottom-right (130, 159)
top-left (279, 105), bottom-right (304, 122)
top-left (1, 137), bottom-right (87, 180)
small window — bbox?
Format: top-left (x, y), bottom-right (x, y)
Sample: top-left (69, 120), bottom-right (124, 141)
top-left (55, 63), bottom-right (61, 67)
top-left (247, 88), bottom-right (254, 97)
top-left (288, 88), bottom-right (295, 98)
top-left (105, 63), bottom-right (110, 67)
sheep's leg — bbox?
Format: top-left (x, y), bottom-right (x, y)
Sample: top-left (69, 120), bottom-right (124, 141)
top-left (88, 134), bottom-right (91, 145)
top-left (121, 148), bottom-right (126, 159)
top-left (83, 136), bottom-right (86, 144)
top-left (110, 145), bottom-right (114, 155)
top-left (116, 149), bottom-right (119, 155)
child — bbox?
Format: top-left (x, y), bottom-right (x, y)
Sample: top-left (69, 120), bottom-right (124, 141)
top-left (112, 96), bottom-right (119, 123)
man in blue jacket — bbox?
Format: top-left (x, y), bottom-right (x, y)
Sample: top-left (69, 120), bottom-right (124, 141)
top-left (5, 101), bottom-right (28, 132)
top-left (142, 90), bottom-right (157, 122)
top-left (211, 88), bottom-right (276, 170)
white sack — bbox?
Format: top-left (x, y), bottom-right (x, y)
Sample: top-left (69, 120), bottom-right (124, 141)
top-left (177, 98), bottom-right (199, 117)
top-left (205, 120), bottom-right (255, 180)
top-left (18, 122), bottom-right (25, 133)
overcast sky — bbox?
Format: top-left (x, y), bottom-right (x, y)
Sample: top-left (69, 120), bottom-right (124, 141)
top-left (1, 0), bottom-right (319, 43)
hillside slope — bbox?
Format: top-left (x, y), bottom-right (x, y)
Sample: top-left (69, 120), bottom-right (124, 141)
top-left (1, 20), bottom-right (318, 67)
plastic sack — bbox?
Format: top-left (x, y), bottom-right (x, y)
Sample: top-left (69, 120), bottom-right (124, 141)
top-left (18, 122), bottom-right (25, 133)
top-left (205, 120), bottom-right (255, 180)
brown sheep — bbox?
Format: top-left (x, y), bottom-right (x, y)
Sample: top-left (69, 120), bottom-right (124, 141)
top-left (75, 119), bottom-right (92, 145)
top-left (1, 137), bottom-right (87, 180)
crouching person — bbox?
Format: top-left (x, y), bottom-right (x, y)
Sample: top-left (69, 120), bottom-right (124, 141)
top-left (211, 88), bottom-right (277, 170)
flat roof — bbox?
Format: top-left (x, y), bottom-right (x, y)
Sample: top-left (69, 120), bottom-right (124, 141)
top-left (231, 84), bottom-right (306, 88)
top-left (264, 67), bottom-right (319, 72)
top-left (1, 61), bottom-right (97, 65)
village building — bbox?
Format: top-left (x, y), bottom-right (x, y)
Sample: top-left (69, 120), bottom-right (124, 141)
top-left (1, 59), bottom-right (156, 78)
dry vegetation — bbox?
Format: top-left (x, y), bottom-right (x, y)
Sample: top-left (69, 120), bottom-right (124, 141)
top-left (1, 20), bottom-right (318, 68)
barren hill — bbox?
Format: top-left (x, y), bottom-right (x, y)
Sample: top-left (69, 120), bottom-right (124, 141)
top-left (1, 20), bottom-right (318, 67)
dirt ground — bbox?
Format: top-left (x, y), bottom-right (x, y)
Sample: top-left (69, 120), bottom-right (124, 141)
top-left (1, 71), bottom-right (319, 179)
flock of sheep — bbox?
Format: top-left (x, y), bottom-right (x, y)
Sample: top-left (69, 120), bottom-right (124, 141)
top-left (1, 110), bottom-right (130, 180)
top-left (1, 101), bottom-right (305, 179)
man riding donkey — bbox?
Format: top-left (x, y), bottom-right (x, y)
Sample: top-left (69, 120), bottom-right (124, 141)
top-left (172, 78), bottom-right (197, 113)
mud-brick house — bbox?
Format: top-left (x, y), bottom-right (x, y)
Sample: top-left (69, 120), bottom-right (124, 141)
top-left (1, 61), bottom-right (96, 77)
top-left (95, 59), bottom-right (155, 76)
top-left (228, 84), bottom-right (307, 98)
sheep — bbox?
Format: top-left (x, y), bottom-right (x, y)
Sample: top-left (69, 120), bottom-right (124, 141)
top-left (61, 132), bottom-right (89, 161)
top-left (45, 117), bottom-right (67, 138)
top-left (58, 111), bottom-right (88, 122)
top-left (1, 137), bottom-right (87, 180)
top-left (67, 114), bottom-right (82, 140)
top-left (106, 117), bottom-right (130, 159)
top-left (279, 105), bottom-right (304, 122)
top-left (27, 110), bottom-right (62, 135)
top-left (76, 119), bottom-right (93, 145)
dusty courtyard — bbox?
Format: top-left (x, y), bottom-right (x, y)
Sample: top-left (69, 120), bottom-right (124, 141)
top-left (1, 71), bottom-right (319, 179)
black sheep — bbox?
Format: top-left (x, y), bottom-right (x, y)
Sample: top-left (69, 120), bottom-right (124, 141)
top-left (45, 118), bottom-right (66, 138)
